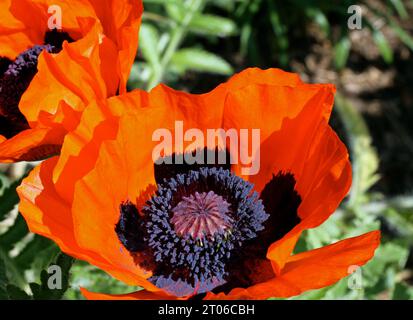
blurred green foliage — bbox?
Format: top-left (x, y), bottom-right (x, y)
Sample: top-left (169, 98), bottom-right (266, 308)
top-left (131, 0), bottom-right (413, 90)
top-left (1, 0), bottom-right (413, 300)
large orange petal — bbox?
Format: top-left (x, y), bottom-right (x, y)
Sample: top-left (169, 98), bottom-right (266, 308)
top-left (216, 69), bottom-right (351, 272)
top-left (50, 90), bottom-right (150, 203)
top-left (0, 127), bottom-right (64, 162)
top-left (87, 0), bottom-right (143, 93)
top-left (17, 156), bottom-right (158, 289)
top-left (52, 84), bottom-right (228, 201)
top-left (17, 158), bottom-right (113, 268)
top-left (0, 0), bottom-right (33, 59)
top-left (52, 98), bottom-right (123, 203)
top-left (206, 231), bottom-right (380, 300)
top-left (0, 0), bottom-right (98, 59)
top-left (69, 111), bottom-right (158, 274)
top-left (223, 80), bottom-right (336, 180)
top-left (0, 100), bottom-right (82, 163)
top-left (265, 123), bottom-right (352, 273)
top-left (220, 68), bottom-right (303, 92)
top-left (80, 287), bottom-right (183, 301)
top-left (19, 18), bottom-right (109, 126)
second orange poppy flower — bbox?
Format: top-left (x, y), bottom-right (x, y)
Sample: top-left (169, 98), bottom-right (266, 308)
top-left (0, 0), bottom-right (143, 162)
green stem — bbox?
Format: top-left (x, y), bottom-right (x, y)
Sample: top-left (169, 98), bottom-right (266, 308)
top-left (146, 0), bottom-right (205, 90)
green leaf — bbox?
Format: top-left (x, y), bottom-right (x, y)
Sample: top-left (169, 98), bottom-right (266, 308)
top-left (65, 261), bottom-right (141, 299)
top-left (334, 37), bottom-right (351, 70)
top-left (0, 214), bottom-right (29, 252)
top-left (0, 173), bottom-right (8, 193)
top-left (382, 208), bottom-right (413, 242)
top-left (15, 235), bottom-right (58, 272)
top-left (164, 2), bottom-right (185, 22)
top-left (128, 62), bottom-right (152, 89)
top-left (0, 246), bottom-right (26, 289)
top-left (389, 21), bottom-right (413, 51)
top-left (210, 0), bottom-right (236, 11)
top-left (240, 23), bottom-right (252, 57)
top-left (171, 48), bottom-right (233, 75)
top-left (6, 285), bottom-right (31, 300)
top-left (0, 257), bottom-right (8, 299)
top-left (379, 243), bottom-right (409, 267)
top-left (306, 8), bottom-right (330, 36)
top-left (268, 2), bottom-right (289, 66)
top-left (188, 14), bottom-right (237, 37)
top-left (31, 247), bottom-right (61, 283)
top-left (139, 23), bottom-right (161, 68)
top-left (28, 283), bottom-right (41, 298)
top-left (0, 257), bottom-right (29, 300)
top-left (389, 0), bottom-right (409, 19)
top-left (30, 253), bottom-right (74, 300)
top-left (291, 286), bottom-right (330, 300)
top-left (334, 94), bottom-right (380, 206)
top-left (372, 30), bottom-right (394, 64)
top-left (392, 283), bottom-right (413, 300)
top-left (0, 175), bottom-right (26, 221)
top-left (323, 279), bottom-right (355, 299)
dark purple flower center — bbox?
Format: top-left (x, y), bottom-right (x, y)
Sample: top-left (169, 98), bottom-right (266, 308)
top-left (115, 150), bottom-right (302, 298)
top-left (0, 30), bottom-right (73, 139)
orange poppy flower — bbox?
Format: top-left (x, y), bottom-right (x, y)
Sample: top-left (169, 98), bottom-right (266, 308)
top-left (0, 0), bottom-right (143, 162)
top-left (17, 68), bottom-right (380, 300)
